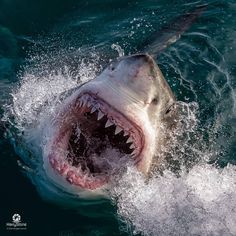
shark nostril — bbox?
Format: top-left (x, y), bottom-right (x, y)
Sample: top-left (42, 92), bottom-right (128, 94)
top-left (151, 97), bottom-right (158, 105)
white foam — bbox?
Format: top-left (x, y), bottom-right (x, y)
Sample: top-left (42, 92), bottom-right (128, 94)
top-left (111, 44), bottom-right (125, 57)
top-left (9, 51), bottom-right (99, 131)
top-left (111, 164), bottom-right (236, 236)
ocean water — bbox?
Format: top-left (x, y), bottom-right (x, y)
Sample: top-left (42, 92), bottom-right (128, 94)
top-left (0, 0), bottom-right (236, 235)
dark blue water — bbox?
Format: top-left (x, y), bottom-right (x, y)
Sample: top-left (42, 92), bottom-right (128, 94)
top-left (0, 1), bottom-right (236, 235)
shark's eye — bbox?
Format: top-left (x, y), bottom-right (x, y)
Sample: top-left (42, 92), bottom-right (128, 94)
top-left (151, 98), bottom-right (158, 105)
top-left (165, 104), bottom-right (174, 115)
top-left (165, 107), bottom-right (171, 114)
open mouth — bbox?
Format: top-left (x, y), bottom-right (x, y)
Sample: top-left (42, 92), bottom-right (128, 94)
top-left (48, 93), bottom-right (143, 190)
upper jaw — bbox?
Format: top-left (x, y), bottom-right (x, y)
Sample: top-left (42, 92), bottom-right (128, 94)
top-left (74, 92), bottom-right (144, 160)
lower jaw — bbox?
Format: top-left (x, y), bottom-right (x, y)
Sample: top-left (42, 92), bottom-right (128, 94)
top-left (48, 152), bottom-right (151, 190)
top-left (47, 129), bottom-right (146, 190)
top-left (48, 155), bottom-right (110, 190)
top-left (48, 154), bottom-right (150, 191)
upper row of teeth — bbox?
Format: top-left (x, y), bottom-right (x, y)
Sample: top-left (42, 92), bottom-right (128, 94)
top-left (78, 97), bottom-right (136, 155)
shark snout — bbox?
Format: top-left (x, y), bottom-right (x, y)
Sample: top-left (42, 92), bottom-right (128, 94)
top-left (128, 53), bottom-right (155, 66)
top-left (125, 54), bottom-right (156, 79)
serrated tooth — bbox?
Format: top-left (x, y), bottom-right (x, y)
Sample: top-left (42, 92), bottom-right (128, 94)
top-left (123, 131), bottom-right (129, 136)
top-left (97, 111), bottom-right (104, 120)
top-left (115, 126), bottom-right (123, 135)
top-left (105, 119), bottom-right (113, 128)
top-left (131, 150), bottom-right (136, 156)
top-left (129, 144), bottom-right (135, 149)
top-left (77, 101), bottom-right (82, 107)
top-left (90, 107), bottom-right (96, 113)
top-left (126, 137), bottom-right (133, 143)
top-left (86, 101), bottom-right (91, 107)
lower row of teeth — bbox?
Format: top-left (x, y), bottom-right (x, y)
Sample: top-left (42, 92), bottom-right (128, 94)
top-left (77, 97), bottom-right (137, 156)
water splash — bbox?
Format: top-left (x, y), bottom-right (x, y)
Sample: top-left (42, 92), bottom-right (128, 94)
top-left (11, 69), bottom-right (78, 127)
top-left (111, 44), bottom-right (125, 57)
top-left (111, 164), bottom-right (236, 236)
top-left (6, 49), bottom-right (100, 131)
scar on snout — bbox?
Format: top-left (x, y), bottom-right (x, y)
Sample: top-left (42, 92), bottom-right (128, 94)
top-left (133, 69), bottom-right (140, 78)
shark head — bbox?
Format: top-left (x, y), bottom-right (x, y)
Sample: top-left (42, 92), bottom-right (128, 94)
top-left (44, 54), bottom-right (176, 196)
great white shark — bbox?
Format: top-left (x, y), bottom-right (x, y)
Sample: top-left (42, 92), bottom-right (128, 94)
top-left (4, 5), bottom-right (207, 199)
top-left (43, 5), bottom-right (206, 197)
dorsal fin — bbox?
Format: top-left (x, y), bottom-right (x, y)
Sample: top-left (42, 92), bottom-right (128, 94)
top-left (139, 5), bottom-right (207, 57)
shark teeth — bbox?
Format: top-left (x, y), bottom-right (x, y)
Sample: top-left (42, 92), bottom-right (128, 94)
top-left (130, 150), bottom-right (136, 156)
top-left (77, 100), bottom-right (82, 107)
top-left (129, 144), bottom-right (135, 149)
top-left (126, 137), bottom-right (133, 143)
top-left (86, 101), bottom-right (91, 108)
top-left (76, 95), bottom-right (139, 158)
top-left (115, 126), bottom-right (123, 135)
top-left (105, 120), bottom-right (113, 128)
top-left (81, 100), bottom-right (85, 106)
top-left (97, 111), bottom-right (104, 120)
top-left (90, 107), bottom-right (96, 113)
